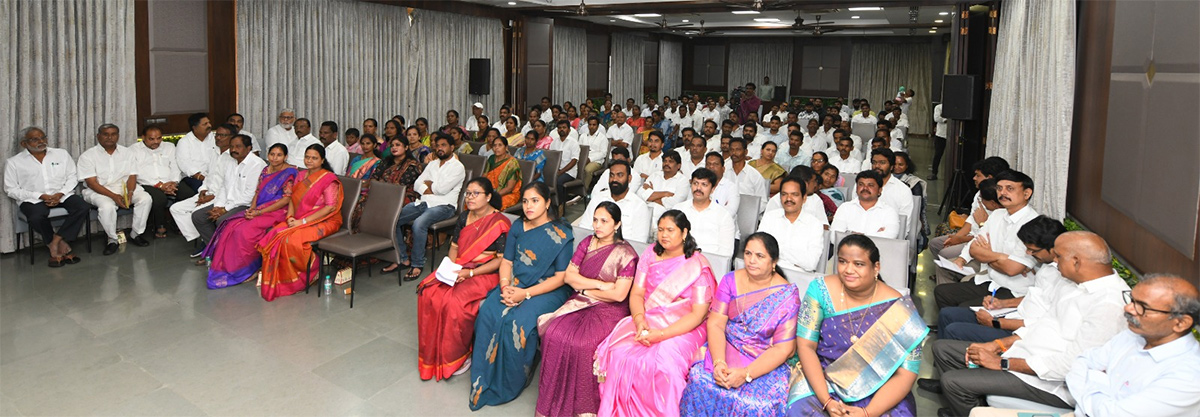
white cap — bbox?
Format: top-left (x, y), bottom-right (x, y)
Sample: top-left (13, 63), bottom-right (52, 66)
top-left (473, 102), bottom-right (484, 109)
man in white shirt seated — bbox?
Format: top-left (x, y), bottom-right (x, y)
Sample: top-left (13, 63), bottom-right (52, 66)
top-left (592, 147), bottom-right (643, 199)
top-left (935, 216), bottom-right (1067, 342)
top-left (757, 177), bottom-right (824, 273)
top-left (176, 112), bottom-right (217, 192)
top-left (829, 170), bottom-right (901, 242)
top-left (492, 105), bottom-right (517, 133)
top-left (775, 130), bottom-right (811, 173)
top-left (1065, 273), bottom-right (1200, 417)
top-left (851, 103), bottom-right (878, 124)
top-left (287, 119), bottom-right (320, 167)
top-left (390, 134), bottom-right (465, 280)
top-left (4, 126), bottom-right (89, 265)
top-left (700, 121), bottom-right (722, 153)
top-left (759, 117), bottom-right (787, 145)
top-left (703, 151), bottom-right (741, 223)
top-left (172, 125), bottom-right (236, 254)
top-left (640, 98), bottom-right (657, 118)
top-left (795, 103), bottom-right (819, 127)
top-left (191, 135), bottom-right (265, 250)
top-left (549, 120), bottom-right (580, 205)
top-left (727, 138), bottom-right (769, 211)
top-left (632, 131), bottom-right (665, 182)
top-left (679, 134), bottom-right (708, 179)
top-left (884, 107), bottom-right (909, 128)
top-left (930, 157), bottom-right (1010, 260)
top-left (672, 127), bottom-right (695, 156)
top-left (319, 121), bottom-right (349, 175)
top-left (925, 231), bottom-right (1131, 417)
top-left (800, 118), bottom-right (828, 153)
top-left (638, 151), bottom-right (690, 226)
top-left (860, 148), bottom-right (914, 218)
top-left (672, 168), bottom-right (735, 258)
top-left (576, 160), bottom-right (651, 243)
top-left (606, 111), bottom-right (634, 150)
top-left (135, 126), bottom-right (196, 239)
top-left (764, 165), bottom-right (830, 225)
top-left (828, 135), bottom-right (861, 175)
top-left (78, 124), bottom-right (154, 254)
top-left (225, 113), bottom-right (261, 158)
top-left (577, 116), bottom-right (609, 192)
top-left (934, 170), bottom-right (1040, 308)
top-left (520, 107), bottom-right (542, 137)
top-left (263, 108), bottom-right (297, 156)
top-left (539, 97), bottom-right (555, 123)
top-left (466, 102), bottom-right (486, 136)
top-left (877, 119), bottom-right (905, 151)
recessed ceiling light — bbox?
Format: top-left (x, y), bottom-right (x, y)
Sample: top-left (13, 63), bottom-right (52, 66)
top-left (682, 19), bottom-right (689, 22)
top-left (753, 18), bottom-right (780, 22)
top-left (507, 1), bottom-right (516, 5)
top-left (609, 19), bottom-right (616, 22)
top-left (934, 19), bottom-right (943, 23)
top-left (850, 15), bottom-right (860, 19)
top-left (633, 13), bottom-right (660, 17)
top-left (931, 27), bottom-right (938, 29)
top-left (929, 30), bottom-right (937, 33)
top-left (938, 12), bottom-right (950, 16)
top-left (848, 7), bottom-right (882, 11)
top-left (732, 10), bottom-right (760, 15)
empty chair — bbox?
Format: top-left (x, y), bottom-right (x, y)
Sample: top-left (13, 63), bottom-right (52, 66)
top-left (308, 183), bottom-right (407, 307)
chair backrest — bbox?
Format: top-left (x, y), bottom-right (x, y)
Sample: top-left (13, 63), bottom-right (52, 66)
top-left (458, 154), bottom-right (486, 182)
top-left (518, 159), bottom-right (536, 187)
top-left (907, 195), bottom-right (921, 247)
top-left (832, 231), bottom-right (910, 293)
top-left (897, 214), bottom-right (909, 240)
top-left (336, 175), bottom-right (363, 231)
top-left (502, 212), bottom-right (519, 223)
top-left (466, 140), bottom-right (485, 155)
top-left (629, 134), bottom-right (642, 159)
top-left (542, 150), bottom-right (562, 188)
top-left (455, 168), bottom-right (476, 209)
top-left (781, 263), bottom-right (822, 293)
top-left (736, 194), bottom-right (762, 241)
top-left (627, 239), bottom-right (650, 257)
top-left (576, 145), bottom-right (590, 178)
top-left (851, 122), bottom-right (875, 138)
top-left (359, 182), bottom-right (407, 239)
top-left (706, 252), bottom-right (732, 283)
top-left (816, 228), bottom-right (831, 274)
top-left (572, 226), bottom-right (592, 250)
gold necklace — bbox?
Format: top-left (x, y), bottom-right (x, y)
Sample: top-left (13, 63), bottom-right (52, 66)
top-left (841, 280), bottom-right (877, 343)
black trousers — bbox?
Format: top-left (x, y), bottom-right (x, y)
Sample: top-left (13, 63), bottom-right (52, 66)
top-left (180, 177), bottom-right (204, 194)
top-left (932, 339), bottom-right (1072, 416)
top-left (934, 280), bottom-right (1014, 310)
top-left (931, 135), bottom-right (947, 176)
top-left (141, 183), bottom-right (197, 230)
top-left (20, 195), bottom-right (89, 244)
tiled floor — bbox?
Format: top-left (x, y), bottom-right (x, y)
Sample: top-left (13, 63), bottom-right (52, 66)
top-left (0, 136), bottom-right (953, 416)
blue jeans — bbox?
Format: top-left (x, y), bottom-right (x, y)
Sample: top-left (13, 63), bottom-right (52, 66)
top-left (394, 202), bottom-right (456, 268)
top-left (937, 306), bottom-right (1013, 343)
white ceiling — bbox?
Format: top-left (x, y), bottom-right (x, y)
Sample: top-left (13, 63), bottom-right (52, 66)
top-left (459, 0), bottom-right (956, 36)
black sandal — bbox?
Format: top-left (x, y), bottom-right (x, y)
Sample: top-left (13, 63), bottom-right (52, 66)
top-left (382, 262), bottom-right (410, 273)
top-left (48, 256), bottom-right (64, 268)
top-left (403, 267), bottom-right (423, 281)
top-left (62, 252), bottom-right (81, 264)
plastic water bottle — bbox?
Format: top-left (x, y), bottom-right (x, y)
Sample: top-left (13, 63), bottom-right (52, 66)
top-left (323, 275), bottom-right (332, 295)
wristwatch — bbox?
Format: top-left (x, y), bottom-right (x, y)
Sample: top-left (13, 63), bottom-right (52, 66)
top-left (992, 318), bottom-right (1001, 329)
top-left (1000, 358), bottom-right (1010, 371)
top-left (745, 372), bottom-right (753, 384)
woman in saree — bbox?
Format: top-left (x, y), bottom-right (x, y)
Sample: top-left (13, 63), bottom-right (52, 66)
top-left (535, 202), bottom-right (638, 417)
top-left (203, 143), bottom-right (298, 289)
top-left (531, 120), bottom-right (553, 150)
top-left (482, 136), bottom-right (523, 210)
top-left (512, 131), bottom-right (547, 183)
top-left (350, 136), bottom-right (422, 233)
top-left (406, 125), bottom-right (433, 164)
top-left (593, 210), bottom-right (716, 417)
top-left (469, 182), bottom-right (574, 410)
top-left (256, 144), bottom-right (344, 301)
top-left (786, 234), bottom-right (927, 417)
top-left (379, 118), bottom-right (402, 155)
top-left (345, 133), bottom-right (381, 179)
top-left (504, 116), bottom-right (524, 147)
top-left (416, 178), bottom-right (512, 381)
top-left (751, 141), bottom-right (788, 196)
top-left (680, 232), bottom-right (799, 417)
top-left (415, 117), bottom-right (433, 147)
top-left (478, 127), bottom-right (501, 158)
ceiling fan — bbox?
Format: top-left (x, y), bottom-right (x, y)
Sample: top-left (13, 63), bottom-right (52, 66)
top-left (792, 13), bottom-right (842, 35)
top-left (541, 0), bottom-right (589, 16)
top-left (722, 0), bottom-right (803, 12)
top-left (658, 17), bottom-right (692, 30)
top-left (681, 20), bottom-right (717, 37)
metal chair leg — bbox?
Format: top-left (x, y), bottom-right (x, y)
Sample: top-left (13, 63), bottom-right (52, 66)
top-left (27, 231), bottom-right (34, 265)
top-left (306, 250), bottom-right (315, 296)
top-left (350, 256), bottom-right (357, 308)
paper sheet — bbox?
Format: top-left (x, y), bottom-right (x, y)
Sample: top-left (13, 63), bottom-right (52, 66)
top-left (935, 255), bottom-right (977, 276)
top-left (435, 257), bottom-right (462, 286)
top-left (969, 306), bottom-right (1019, 317)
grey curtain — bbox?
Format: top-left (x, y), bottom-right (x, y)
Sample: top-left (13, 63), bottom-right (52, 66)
top-left (608, 33), bottom-right (645, 104)
top-left (553, 25), bottom-right (587, 105)
top-left (658, 40), bottom-right (683, 100)
top-left (848, 43), bottom-right (933, 136)
top-left (986, 0), bottom-right (1075, 219)
top-left (726, 41), bottom-right (793, 95)
top-left (1, 0), bottom-right (138, 253)
top-left (237, 0), bottom-right (504, 135)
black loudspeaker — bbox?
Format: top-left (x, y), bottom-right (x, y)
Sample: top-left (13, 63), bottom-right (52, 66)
top-left (942, 74), bottom-right (981, 120)
top-left (469, 59), bottom-right (490, 95)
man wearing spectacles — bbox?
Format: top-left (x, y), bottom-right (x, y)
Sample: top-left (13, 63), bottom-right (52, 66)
top-left (926, 231), bottom-right (1131, 417)
top-left (1064, 274), bottom-right (1200, 416)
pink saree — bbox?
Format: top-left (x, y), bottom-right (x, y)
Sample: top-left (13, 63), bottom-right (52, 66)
top-left (594, 246), bottom-right (716, 417)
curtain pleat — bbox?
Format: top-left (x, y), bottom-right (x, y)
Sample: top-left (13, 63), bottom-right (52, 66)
top-left (986, 0), bottom-right (1075, 219)
top-left (847, 43), bottom-right (933, 136)
top-left (658, 40), bottom-right (682, 100)
top-left (726, 41), bottom-right (793, 96)
top-left (552, 25), bottom-right (587, 105)
top-left (1, 0), bottom-right (138, 253)
top-left (608, 33), bottom-right (644, 104)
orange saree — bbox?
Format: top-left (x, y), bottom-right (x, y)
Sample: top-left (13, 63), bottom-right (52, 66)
top-left (257, 170), bottom-right (344, 301)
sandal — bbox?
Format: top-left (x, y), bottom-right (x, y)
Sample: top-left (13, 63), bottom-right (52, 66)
top-left (48, 256), bottom-right (64, 268)
top-left (381, 262), bottom-right (410, 273)
top-left (62, 252), bottom-right (81, 264)
top-left (403, 266), bottom-right (423, 281)
top-left (155, 227), bottom-right (168, 239)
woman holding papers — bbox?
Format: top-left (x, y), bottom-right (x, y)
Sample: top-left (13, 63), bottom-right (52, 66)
top-left (469, 182), bottom-right (574, 410)
top-left (416, 178), bottom-right (512, 381)
top-left (536, 202), bottom-right (639, 417)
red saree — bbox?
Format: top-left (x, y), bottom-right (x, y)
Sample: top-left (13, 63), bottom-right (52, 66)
top-left (256, 170), bottom-right (344, 301)
top-left (416, 211), bottom-right (512, 381)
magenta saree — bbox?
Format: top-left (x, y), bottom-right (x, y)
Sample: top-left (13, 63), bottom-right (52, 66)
top-left (204, 166), bottom-right (297, 289)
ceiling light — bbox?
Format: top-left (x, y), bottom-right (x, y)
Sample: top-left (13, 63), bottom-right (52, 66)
top-left (633, 13), bottom-right (660, 17)
top-left (934, 19), bottom-right (943, 23)
top-left (938, 12), bottom-right (950, 16)
top-left (848, 7), bottom-right (882, 11)
top-left (753, 18), bottom-right (779, 22)
top-left (850, 15), bottom-right (860, 19)
top-left (609, 19), bottom-right (615, 22)
top-left (932, 26), bottom-right (938, 29)
top-left (507, 1), bottom-right (516, 5)
top-left (682, 19), bottom-right (689, 22)
top-left (929, 30), bottom-right (936, 33)
top-left (732, 10), bottom-right (760, 15)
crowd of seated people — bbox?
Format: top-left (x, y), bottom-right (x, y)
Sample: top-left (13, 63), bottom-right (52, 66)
top-left (8, 88), bottom-right (1200, 417)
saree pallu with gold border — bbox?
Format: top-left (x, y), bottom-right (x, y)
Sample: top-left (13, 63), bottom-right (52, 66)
top-left (256, 170), bottom-right (343, 301)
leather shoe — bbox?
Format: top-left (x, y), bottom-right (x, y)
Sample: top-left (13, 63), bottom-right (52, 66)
top-left (130, 235), bottom-right (150, 247)
top-left (917, 378), bottom-right (943, 394)
top-left (937, 407), bottom-right (958, 417)
top-left (103, 243), bottom-right (119, 256)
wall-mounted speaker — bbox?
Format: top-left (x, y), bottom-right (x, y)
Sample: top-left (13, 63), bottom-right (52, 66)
top-left (942, 74), bottom-right (981, 120)
top-left (469, 58), bottom-right (490, 95)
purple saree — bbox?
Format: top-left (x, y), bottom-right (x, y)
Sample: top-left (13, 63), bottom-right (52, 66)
top-left (203, 166), bottom-right (297, 289)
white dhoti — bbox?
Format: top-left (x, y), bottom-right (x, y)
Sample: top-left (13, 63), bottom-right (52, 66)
top-left (169, 194), bottom-right (214, 242)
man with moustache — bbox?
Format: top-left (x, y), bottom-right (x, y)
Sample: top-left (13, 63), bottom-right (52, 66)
top-left (225, 113), bottom-right (262, 157)
top-left (319, 121), bottom-right (349, 175)
top-left (190, 134), bottom-right (265, 256)
top-left (756, 176), bottom-right (824, 273)
top-left (672, 167), bottom-right (735, 257)
top-left (287, 118), bottom-right (320, 167)
top-left (591, 147), bottom-right (643, 199)
top-left (829, 136), bottom-right (861, 175)
top-left (576, 160), bottom-right (651, 242)
top-left (704, 151), bottom-right (741, 222)
top-left (632, 131), bottom-right (665, 181)
top-left (829, 169), bottom-right (901, 242)
top-left (176, 112), bottom-right (216, 191)
top-left (679, 134), bottom-right (709, 179)
top-left (549, 120), bottom-right (580, 205)
top-left (927, 232), bottom-right (1130, 417)
top-left (638, 151), bottom-right (690, 226)
top-left (264, 109), bottom-right (298, 152)
top-left (775, 130), bottom-right (811, 172)
top-left (135, 125), bottom-right (196, 239)
top-left (389, 133), bottom-right (465, 280)
top-left (577, 116), bottom-right (610, 192)
top-left (172, 124), bottom-right (237, 255)
top-left (726, 138), bottom-right (768, 211)
top-left (78, 124), bottom-right (154, 254)
top-left (5, 126), bottom-right (89, 265)
top-left (860, 148), bottom-right (914, 216)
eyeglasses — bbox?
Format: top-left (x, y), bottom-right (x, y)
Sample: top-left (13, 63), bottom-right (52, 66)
top-left (1122, 290), bottom-right (1177, 316)
top-left (464, 191), bottom-right (486, 198)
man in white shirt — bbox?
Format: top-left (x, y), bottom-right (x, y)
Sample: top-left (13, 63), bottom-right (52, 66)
top-left (577, 116), bottom-right (609, 192)
top-left (757, 177), bottom-right (824, 273)
top-left (190, 134), bottom-right (265, 247)
top-left (861, 148), bottom-right (914, 218)
top-left (640, 98), bottom-right (657, 118)
top-left (795, 103), bottom-right (819, 127)
top-left (549, 120), bottom-right (580, 205)
top-left (577, 160), bottom-right (651, 243)
top-left (225, 113), bottom-right (261, 157)
top-left (172, 125), bottom-right (236, 253)
top-left (763, 165), bottom-right (828, 225)
top-left (521, 107), bottom-right (542, 136)
top-left (632, 131), bottom-right (665, 181)
top-left (775, 131), bottom-right (811, 173)
top-left (638, 151), bottom-right (690, 227)
top-left (851, 103), bottom-right (878, 124)
top-left (672, 168), bottom-right (735, 258)
top-left (5, 126), bottom-right (89, 264)
top-left (928, 232), bottom-right (1131, 417)
top-left (931, 162), bottom-right (1006, 261)
top-left (758, 76), bottom-right (775, 102)
top-left (727, 138), bottom-right (768, 211)
top-left (136, 126), bottom-right (196, 239)
top-left (606, 112), bottom-right (634, 150)
top-left (1065, 274), bottom-right (1200, 417)
top-left (78, 124), bottom-right (153, 254)
top-left (829, 170), bottom-right (901, 242)
top-left (539, 97), bottom-right (555, 123)
top-left (829, 135), bottom-right (861, 175)
top-left (288, 118), bottom-right (320, 167)
top-left (466, 102), bottom-right (486, 136)
top-left (930, 103), bottom-right (949, 180)
top-left (715, 96), bottom-right (733, 123)
top-left (704, 152), bottom-right (741, 224)
top-left (263, 109), bottom-right (297, 155)
top-left (176, 112), bottom-right (216, 192)
top-left (492, 105), bottom-right (517, 133)
top-left (391, 134), bottom-right (465, 278)
top-left (759, 117), bottom-right (787, 146)
top-left (318, 121), bottom-right (349, 175)
top-left (934, 170), bottom-right (1040, 308)
top-left (800, 119), bottom-right (828, 153)
top-left (680, 135), bottom-right (709, 179)
top-left (700, 121), bottom-right (721, 153)
top-left (592, 147), bottom-right (643, 199)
